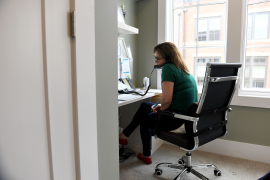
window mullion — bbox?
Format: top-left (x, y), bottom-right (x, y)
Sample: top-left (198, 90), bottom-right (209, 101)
top-left (250, 56), bottom-right (254, 88)
top-left (207, 18), bottom-right (210, 41)
top-left (265, 57), bottom-right (268, 88)
top-left (195, 0), bottom-right (199, 86)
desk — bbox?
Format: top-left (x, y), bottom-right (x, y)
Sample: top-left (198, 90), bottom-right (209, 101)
top-left (118, 89), bottom-right (163, 155)
top-left (118, 89), bottom-right (162, 107)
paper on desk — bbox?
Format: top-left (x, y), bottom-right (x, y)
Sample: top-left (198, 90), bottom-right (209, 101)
top-left (121, 58), bottom-right (131, 79)
top-left (118, 94), bottom-right (141, 101)
top-left (148, 89), bottom-right (162, 93)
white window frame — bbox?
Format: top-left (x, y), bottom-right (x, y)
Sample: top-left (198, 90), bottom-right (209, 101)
top-left (158, 0), bottom-right (270, 109)
top-left (236, 0), bottom-right (270, 108)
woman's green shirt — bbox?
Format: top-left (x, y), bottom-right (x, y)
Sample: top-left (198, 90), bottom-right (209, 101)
top-left (161, 63), bottom-right (198, 111)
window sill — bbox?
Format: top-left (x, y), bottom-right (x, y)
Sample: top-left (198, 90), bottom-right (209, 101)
top-left (185, 41), bottom-right (225, 46)
top-left (198, 87), bottom-right (270, 109)
top-left (231, 93), bottom-right (270, 109)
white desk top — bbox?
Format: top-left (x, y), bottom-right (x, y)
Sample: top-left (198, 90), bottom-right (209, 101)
top-left (118, 89), bottom-right (162, 107)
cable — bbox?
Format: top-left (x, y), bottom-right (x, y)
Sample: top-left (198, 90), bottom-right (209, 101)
top-left (119, 68), bottom-right (155, 96)
top-left (119, 144), bottom-right (136, 163)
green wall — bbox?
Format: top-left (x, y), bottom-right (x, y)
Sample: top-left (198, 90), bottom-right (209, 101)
top-left (225, 106), bottom-right (270, 147)
top-left (118, 0), bottom-right (138, 85)
top-left (137, 0), bottom-right (158, 88)
top-left (118, 0), bottom-right (270, 147)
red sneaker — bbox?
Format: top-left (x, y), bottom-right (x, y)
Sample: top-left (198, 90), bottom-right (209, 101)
top-left (119, 138), bottom-right (128, 145)
top-left (137, 153), bottom-right (152, 164)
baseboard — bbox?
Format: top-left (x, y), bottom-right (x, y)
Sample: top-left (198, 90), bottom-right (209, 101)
top-left (125, 138), bottom-right (164, 155)
top-left (164, 139), bottom-right (270, 164)
top-left (151, 138), bottom-right (163, 155)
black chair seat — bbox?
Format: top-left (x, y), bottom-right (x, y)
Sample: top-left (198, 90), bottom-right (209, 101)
top-left (151, 129), bottom-right (195, 150)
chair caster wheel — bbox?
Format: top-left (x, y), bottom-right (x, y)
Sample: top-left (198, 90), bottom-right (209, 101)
top-left (214, 169), bottom-right (221, 176)
top-left (155, 168), bottom-right (163, 175)
top-left (178, 158), bottom-right (185, 165)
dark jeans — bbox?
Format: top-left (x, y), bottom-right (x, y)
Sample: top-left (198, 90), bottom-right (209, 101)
top-left (259, 172), bottom-right (270, 180)
top-left (123, 102), bottom-right (187, 156)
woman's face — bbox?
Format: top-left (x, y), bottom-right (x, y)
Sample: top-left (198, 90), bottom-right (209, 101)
top-left (154, 51), bottom-right (166, 66)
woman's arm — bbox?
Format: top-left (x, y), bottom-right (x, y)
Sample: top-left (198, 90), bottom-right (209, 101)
top-left (161, 81), bottom-right (174, 111)
top-left (151, 81), bottom-right (174, 113)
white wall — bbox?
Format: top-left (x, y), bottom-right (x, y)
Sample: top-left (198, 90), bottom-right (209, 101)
top-left (0, 1), bottom-right (52, 179)
top-left (0, 0), bottom-right (119, 179)
top-left (44, 0), bottom-right (77, 179)
top-left (94, 1), bottom-right (119, 180)
top-left (75, 0), bottom-right (99, 179)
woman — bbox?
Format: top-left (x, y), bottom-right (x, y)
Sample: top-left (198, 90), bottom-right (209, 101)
top-left (119, 42), bottom-right (198, 164)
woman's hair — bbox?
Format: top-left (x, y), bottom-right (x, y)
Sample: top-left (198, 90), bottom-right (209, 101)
top-left (153, 42), bottom-right (190, 75)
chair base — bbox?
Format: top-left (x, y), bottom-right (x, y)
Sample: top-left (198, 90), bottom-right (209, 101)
top-left (155, 152), bottom-right (221, 180)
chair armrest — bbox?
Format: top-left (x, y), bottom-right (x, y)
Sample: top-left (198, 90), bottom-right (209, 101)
top-left (153, 111), bottom-right (199, 138)
top-left (174, 113), bottom-right (199, 122)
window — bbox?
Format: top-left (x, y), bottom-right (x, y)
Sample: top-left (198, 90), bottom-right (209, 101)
top-left (247, 12), bottom-right (269, 40)
top-left (241, 0), bottom-right (270, 94)
top-left (195, 17), bottom-right (222, 41)
top-left (159, 0), bottom-right (270, 108)
top-left (244, 57), bottom-right (267, 88)
top-left (172, 0), bottom-right (227, 90)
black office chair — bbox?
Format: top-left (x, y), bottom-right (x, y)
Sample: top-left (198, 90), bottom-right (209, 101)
top-left (151, 63), bottom-right (242, 180)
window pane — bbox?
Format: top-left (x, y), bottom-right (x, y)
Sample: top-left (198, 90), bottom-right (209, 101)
top-left (247, 14), bottom-right (252, 39)
top-left (260, 58), bottom-right (266, 63)
top-left (254, 13), bottom-right (268, 39)
top-left (209, 18), bottom-right (221, 30)
top-left (247, 2), bottom-right (270, 43)
top-left (174, 7), bottom-right (197, 47)
top-left (243, 49), bottom-right (269, 90)
top-left (249, 0), bottom-right (267, 3)
top-left (197, 77), bottom-right (205, 87)
top-left (252, 79), bottom-right (265, 88)
top-left (245, 66), bottom-right (250, 78)
top-left (174, 0), bottom-right (197, 8)
top-left (197, 65), bottom-right (206, 76)
top-left (199, 0), bottom-right (226, 4)
top-left (198, 19), bottom-right (207, 41)
top-left (198, 58), bottom-right (205, 63)
top-left (253, 66), bottom-right (266, 78)
top-left (244, 79), bottom-right (250, 88)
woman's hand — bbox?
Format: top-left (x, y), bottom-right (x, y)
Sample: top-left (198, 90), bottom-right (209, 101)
top-left (151, 104), bottom-right (162, 114)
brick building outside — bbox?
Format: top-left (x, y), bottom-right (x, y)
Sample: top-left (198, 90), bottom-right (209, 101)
top-left (173, 0), bottom-right (270, 89)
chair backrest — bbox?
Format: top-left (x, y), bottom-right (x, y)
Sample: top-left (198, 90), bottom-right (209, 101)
top-left (195, 63), bottom-right (241, 146)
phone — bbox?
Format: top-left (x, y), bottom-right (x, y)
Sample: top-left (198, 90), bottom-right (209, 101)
top-left (154, 58), bottom-right (171, 69)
